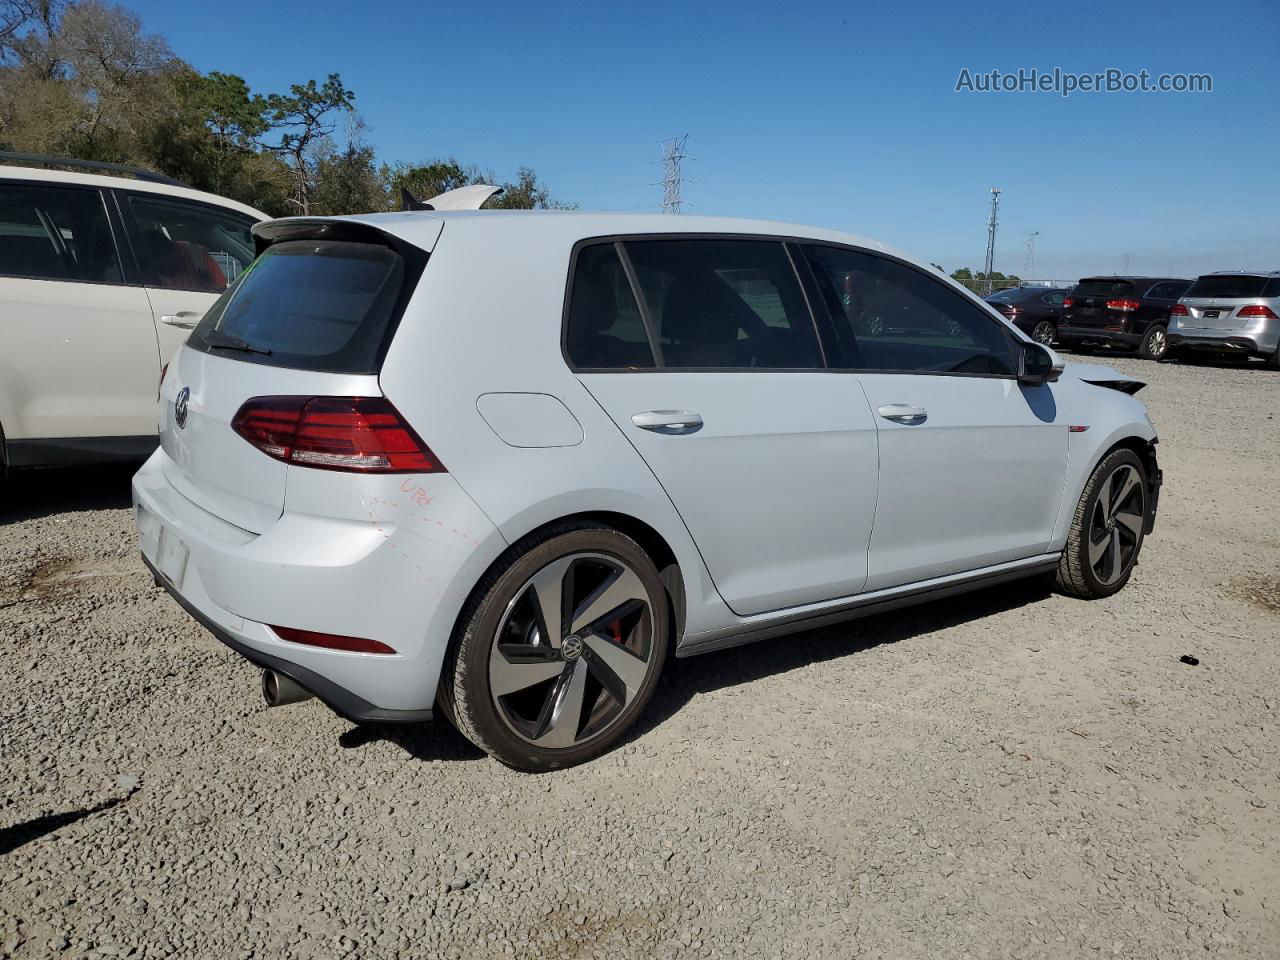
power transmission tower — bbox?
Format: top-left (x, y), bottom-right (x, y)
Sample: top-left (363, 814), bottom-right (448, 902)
top-left (982, 187), bottom-right (1001, 294)
top-left (1023, 230), bottom-right (1040, 280)
top-left (659, 135), bottom-right (690, 214)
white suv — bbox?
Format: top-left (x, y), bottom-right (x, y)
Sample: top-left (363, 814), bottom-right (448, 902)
top-left (133, 209), bottom-right (1162, 770)
top-left (0, 156), bottom-right (265, 471)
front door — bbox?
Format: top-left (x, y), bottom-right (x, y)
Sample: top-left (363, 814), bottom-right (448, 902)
top-left (0, 181), bottom-right (158, 442)
top-left (803, 243), bottom-right (1068, 591)
top-left (566, 238), bottom-right (879, 617)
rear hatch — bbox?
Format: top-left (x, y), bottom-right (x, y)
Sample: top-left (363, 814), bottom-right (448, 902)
top-left (1178, 275), bottom-right (1273, 329)
top-left (1066, 279), bottom-right (1135, 328)
top-left (158, 219), bottom-right (437, 533)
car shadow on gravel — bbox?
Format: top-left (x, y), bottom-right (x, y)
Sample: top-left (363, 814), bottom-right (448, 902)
top-left (1, 464), bottom-right (138, 524)
top-left (630, 576), bottom-right (1055, 742)
top-left (338, 718), bottom-right (487, 763)
top-left (0, 795), bottom-right (131, 857)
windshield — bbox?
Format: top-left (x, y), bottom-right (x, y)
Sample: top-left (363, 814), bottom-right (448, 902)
top-left (188, 239), bottom-right (412, 373)
top-left (1073, 279), bottom-right (1135, 298)
top-left (1184, 275), bottom-right (1269, 299)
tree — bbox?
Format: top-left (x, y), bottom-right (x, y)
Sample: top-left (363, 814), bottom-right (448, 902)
top-left (265, 73), bottom-right (354, 214)
top-left (311, 139), bottom-right (383, 217)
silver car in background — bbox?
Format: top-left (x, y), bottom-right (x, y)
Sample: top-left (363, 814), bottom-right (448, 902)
top-left (1168, 271), bottom-right (1280, 368)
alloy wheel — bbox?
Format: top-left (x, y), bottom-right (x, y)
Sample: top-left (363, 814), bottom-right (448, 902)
top-left (1087, 464), bottom-right (1145, 586)
top-left (488, 552), bottom-right (654, 748)
top-left (1032, 321), bottom-right (1055, 345)
top-left (1145, 327), bottom-right (1167, 358)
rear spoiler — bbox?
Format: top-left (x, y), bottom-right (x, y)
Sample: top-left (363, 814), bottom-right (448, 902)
top-left (399, 183), bottom-right (504, 212)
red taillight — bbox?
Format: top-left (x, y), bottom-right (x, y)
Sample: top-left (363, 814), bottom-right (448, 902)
top-left (270, 624), bottom-right (396, 655)
top-left (1170, 303), bottom-right (1189, 316)
top-left (1106, 298), bottom-right (1141, 312)
top-left (1063, 297), bottom-right (1075, 308)
top-left (1236, 304), bottom-right (1279, 319)
top-left (232, 396), bottom-right (443, 474)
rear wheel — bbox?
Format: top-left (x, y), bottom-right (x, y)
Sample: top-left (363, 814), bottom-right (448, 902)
top-left (1030, 320), bottom-right (1056, 345)
top-left (1138, 324), bottom-right (1169, 361)
top-left (439, 523), bottom-right (669, 771)
top-left (1055, 448), bottom-right (1148, 599)
top-left (1267, 346), bottom-right (1280, 371)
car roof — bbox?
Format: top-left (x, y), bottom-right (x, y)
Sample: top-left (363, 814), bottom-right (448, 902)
top-left (0, 163), bottom-right (267, 221)
top-left (259, 207), bottom-right (902, 262)
top-left (1077, 275), bottom-right (1189, 283)
top-left (1198, 269), bottom-right (1280, 278)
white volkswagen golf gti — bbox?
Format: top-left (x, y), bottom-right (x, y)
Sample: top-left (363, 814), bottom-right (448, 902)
top-left (133, 210), bottom-right (1162, 770)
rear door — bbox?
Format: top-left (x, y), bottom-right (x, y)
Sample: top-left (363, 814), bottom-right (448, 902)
top-left (160, 223), bottom-right (435, 532)
top-left (568, 238), bottom-right (880, 617)
top-left (121, 191), bottom-right (260, 364)
top-left (0, 179), bottom-right (158, 442)
top-left (804, 244), bottom-right (1068, 591)
top-left (1137, 280), bottom-right (1188, 334)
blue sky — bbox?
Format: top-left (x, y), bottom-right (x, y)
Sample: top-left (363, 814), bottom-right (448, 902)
top-left (129, 0), bottom-right (1278, 281)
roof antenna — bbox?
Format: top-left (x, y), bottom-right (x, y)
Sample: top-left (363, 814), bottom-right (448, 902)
top-left (400, 187), bottom-right (433, 212)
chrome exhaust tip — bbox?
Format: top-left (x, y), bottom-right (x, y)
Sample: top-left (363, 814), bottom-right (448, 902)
top-left (261, 669), bottom-right (314, 708)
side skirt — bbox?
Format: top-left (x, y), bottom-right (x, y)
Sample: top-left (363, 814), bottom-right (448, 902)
top-left (676, 554), bottom-right (1061, 658)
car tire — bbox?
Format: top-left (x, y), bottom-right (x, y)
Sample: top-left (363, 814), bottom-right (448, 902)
top-left (1055, 448), bottom-right (1148, 600)
top-left (438, 522), bottom-right (670, 771)
top-left (1030, 320), bottom-right (1056, 346)
top-left (1138, 324), bottom-right (1169, 361)
top-left (1267, 347), bottom-right (1280, 371)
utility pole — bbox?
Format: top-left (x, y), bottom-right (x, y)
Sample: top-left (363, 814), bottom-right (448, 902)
top-left (982, 187), bottom-right (1001, 294)
top-left (1023, 230), bottom-right (1040, 280)
top-left (659, 135), bottom-right (690, 214)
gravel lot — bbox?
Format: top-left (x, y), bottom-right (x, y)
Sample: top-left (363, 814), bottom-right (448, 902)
top-left (2, 354), bottom-right (1277, 959)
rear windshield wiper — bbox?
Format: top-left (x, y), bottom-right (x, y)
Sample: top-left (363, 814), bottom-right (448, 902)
top-left (201, 330), bottom-right (273, 356)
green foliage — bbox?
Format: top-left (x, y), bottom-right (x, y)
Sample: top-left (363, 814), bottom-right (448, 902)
top-left (0, 1), bottom-right (571, 217)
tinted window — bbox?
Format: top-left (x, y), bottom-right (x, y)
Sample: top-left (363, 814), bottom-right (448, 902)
top-left (1074, 279), bottom-right (1136, 298)
top-left (623, 239), bottom-right (821, 369)
top-left (0, 183), bottom-right (121, 283)
top-left (1145, 281), bottom-right (1189, 300)
top-left (1042, 292), bottom-right (1066, 305)
top-left (1184, 275), bottom-right (1271, 299)
top-left (986, 288), bottom-right (1024, 303)
top-left (806, 245), bottom-right (1016, 375)
top-left (565, 243), bottom-right (655, 368)
top-left (128, 194), bottom-right (255, 292)
top-left (189, 240), bottom-right (410, 373)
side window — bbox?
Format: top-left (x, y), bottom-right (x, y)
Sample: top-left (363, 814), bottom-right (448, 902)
top-left (623, 239), bottom-right (821, 369)
top-left (805, 244), bottom-right (1016, 376)
top-left (127, 194), bottom-right (255, 293)
top-left (1043, 292), bottom-right (1065, 306)
top-left (565, 243), bottom-right (655, 369)
top-left (0, 183), bottom-right (121, 283)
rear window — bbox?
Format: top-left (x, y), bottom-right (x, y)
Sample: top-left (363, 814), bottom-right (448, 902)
top-left (985, 288), bottom-right (1024, 302)
top-left (1073, 279), bottom-right (1135, 298)
top-left (188, 240), bottom-right (412, 373)
top-left (1184, 275), bottom-right (1270, 299)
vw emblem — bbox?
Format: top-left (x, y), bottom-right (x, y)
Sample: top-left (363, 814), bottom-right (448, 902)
top-left (561, 635), bottom-right (584, 660)
top-left (174, 386), bottom-right (190, 429)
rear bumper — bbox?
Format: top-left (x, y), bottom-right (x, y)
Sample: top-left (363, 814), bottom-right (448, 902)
top-left (143, 553), bottom-right (432, 723)
top-left (1058, 325), bottom-right (1140, 349)
top-left (132, 447), bottom-right (507, 719)
top-left (1166, 332), bottom-right (1273, 358)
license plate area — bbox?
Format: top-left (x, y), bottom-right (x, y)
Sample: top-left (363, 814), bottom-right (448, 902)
top-left (139, 505), bottom-right (190, 589)
top-left (1203, 309), bottom-right (1220, 319)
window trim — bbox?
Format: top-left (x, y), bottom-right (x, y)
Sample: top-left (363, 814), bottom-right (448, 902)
top-left (0, 178), bottom-right (132, 287)
top-left (801, 240), bottom-right (1025, 381)
top-left (121, 188), bottom-right (259, 294)
top-left (561, 232), bottom-right (832, 374)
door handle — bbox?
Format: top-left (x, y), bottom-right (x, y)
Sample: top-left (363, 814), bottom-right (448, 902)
top-left (160, 312), bottom-right (201, 329)
top-left (631, 410), bottom-right (704, 433)
top-left (877, 404), bottom-right (928, 424)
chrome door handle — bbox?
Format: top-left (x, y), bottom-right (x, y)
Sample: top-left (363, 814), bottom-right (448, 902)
top-left (631, 410), bottom-right (704, 433)
top-left (160, 312), bottom-right (201, 329)
top-left (877, 404), bottom-right (927, 424)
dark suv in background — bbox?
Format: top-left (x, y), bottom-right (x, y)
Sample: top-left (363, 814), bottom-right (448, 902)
top-left (985, 286), bottom-right (1070, 345)
top-left (1058, 276), bottom-right (1191, 360)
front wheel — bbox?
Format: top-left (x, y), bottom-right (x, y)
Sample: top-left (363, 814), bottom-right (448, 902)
top-left (1055, 448), bottom-right (1148, 599)
top-left (1138, 324), bottom-right (1169, 361)
top-left (439, 523), bottom-right (669, 771)
top-left (1030, 320), bottom-right (1057, 346)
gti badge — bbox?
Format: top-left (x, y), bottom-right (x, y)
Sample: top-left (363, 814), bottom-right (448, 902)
top-left (175, 386), bottom-right (190, 429)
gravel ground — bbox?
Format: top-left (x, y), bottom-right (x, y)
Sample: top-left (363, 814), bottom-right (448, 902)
top-left (1, 354), bottom-right (1278, 959)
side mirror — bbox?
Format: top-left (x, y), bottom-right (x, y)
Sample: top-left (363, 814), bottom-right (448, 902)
top-left (1018, 341), bottom-right (1064, 385)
